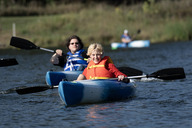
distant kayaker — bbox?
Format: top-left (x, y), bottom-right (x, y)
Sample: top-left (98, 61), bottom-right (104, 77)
top-left (77, 43), bottom-right (129, 83)
top-left (50, 35), bottom-right (89, 71)
top-left (121, 29), bottom-right (132, 44)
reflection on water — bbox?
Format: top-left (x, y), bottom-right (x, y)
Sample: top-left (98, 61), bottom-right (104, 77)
top-left (87, 105), bottom-right (105, 120)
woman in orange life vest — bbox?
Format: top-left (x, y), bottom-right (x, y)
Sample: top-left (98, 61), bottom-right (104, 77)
top-left (76, 43), bottom-right (129, 82)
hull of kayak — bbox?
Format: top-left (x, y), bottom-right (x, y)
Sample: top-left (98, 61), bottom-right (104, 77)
top-left (58, 79), bottom-right (136, 106)
top-left (111, 40), bottom-right (150, 50)
top-left (45, 71), bottom-right (83, 86)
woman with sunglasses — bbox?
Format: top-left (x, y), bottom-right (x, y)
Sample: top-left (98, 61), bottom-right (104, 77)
top-left (50, 35), bottom-right (89, 71)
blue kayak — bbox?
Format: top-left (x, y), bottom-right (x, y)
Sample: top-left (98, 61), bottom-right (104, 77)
top-left (111, 40), bottom-right (150, 50)
top-left (45, 71), bottom-right (82, 86)
top-left (58, 79), bottom-right (136, 106)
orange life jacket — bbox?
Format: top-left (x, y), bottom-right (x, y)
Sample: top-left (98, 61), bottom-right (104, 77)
top-left (85, 56), bottom-right (115, 80)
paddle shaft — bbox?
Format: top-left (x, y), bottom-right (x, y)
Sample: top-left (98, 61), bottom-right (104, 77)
top-left (110, 75), bottom-right (147, 80)
top-left (39, 47), bottom-right (54, 53)
top-left (128, 75), bottom-right (147, 79)
top-left (127, 74), bottom-right (166, 79)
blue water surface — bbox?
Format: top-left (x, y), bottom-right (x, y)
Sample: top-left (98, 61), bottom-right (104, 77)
top-left (0, 41), bottom-right (192, 128)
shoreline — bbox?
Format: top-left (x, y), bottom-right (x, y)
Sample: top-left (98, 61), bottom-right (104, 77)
top-left (0, 1), bottom-right (192, 49)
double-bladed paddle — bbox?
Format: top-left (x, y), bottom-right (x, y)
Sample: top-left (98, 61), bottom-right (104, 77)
top-left (0, 58), bottom-right (18, 67)
top-left (12, 67), bottom-right (185, 95)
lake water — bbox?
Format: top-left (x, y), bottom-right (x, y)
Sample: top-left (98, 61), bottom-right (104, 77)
top-left (0, 41), bottom-right (192, 128)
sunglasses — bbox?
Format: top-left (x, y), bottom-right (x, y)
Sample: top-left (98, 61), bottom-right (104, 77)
top-left (70, 42), bottom-right (79, 45)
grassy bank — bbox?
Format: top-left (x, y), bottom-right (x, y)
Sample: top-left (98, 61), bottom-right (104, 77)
top-left (0, 0), bottom-right (192, 48)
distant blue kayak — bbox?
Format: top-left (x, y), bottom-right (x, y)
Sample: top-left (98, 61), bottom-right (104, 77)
top-left (58, 79), bottom-right (136, 106)
top-left (111, 40), bottom-right (150, 50)
top-left (45, 71), bottom-right (82, 86)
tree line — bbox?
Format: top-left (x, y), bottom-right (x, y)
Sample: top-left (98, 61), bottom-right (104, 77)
top-left (1, 0), bottom-right (149, 7)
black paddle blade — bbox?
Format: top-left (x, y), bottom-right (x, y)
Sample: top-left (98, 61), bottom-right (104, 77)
top-left (150, 67), bottom-right (186, 80)
top-left (137, 29), bottom-right (141, 34)
top-left (0, 58), bottom-right (18, 67)
top-left (10, 37), bottom-right (39, 50)
top-left (16, 86), bottom-right (50, 95)
top-left (118, 67), bottom-right (143, 77)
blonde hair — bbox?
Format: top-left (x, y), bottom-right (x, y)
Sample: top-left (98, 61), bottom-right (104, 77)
top-left (87, 43), bottom-right (103, 56)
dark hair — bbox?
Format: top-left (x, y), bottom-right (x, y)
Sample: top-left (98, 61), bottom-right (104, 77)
top-left (66, 35), bottom-right (84, 51)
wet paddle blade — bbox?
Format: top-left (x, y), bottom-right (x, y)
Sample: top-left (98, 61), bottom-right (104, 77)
top-left (0, 58), bottom-right (18, 67)
top-left (16, 86), bottom-right (50, 95)
top-left (10, 37), bottom-right (39, 50)
top-left (149, 67), bottom-right (186, 80)
top-left (118, 67), bottom-right (143, 77)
